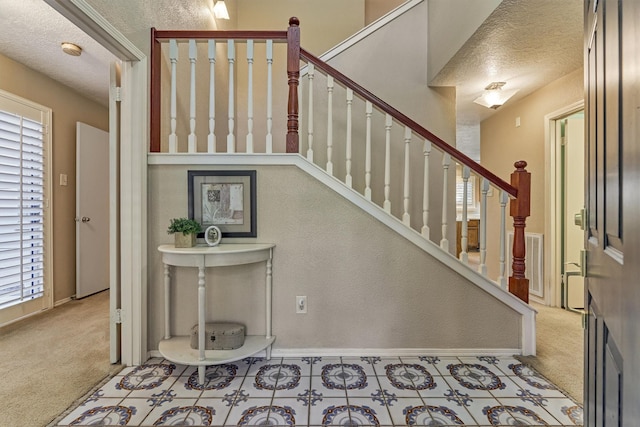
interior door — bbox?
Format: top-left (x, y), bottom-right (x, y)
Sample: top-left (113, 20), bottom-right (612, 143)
top-left (584, 0), bottom-right (640, 424)
top-left (75, 122), bottom-right (109, 299)
top-left (563, 116), bottom-right (585, 310)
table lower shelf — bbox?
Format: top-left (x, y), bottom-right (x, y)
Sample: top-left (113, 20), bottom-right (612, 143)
top-left (158, 335), bottom-right (276, 366)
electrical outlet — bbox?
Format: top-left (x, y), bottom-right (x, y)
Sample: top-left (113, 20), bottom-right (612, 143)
top-left (296, 296), bottom-right (307, 314)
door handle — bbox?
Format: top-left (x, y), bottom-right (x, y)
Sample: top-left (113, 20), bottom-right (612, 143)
top-left (574, 208), bottom-right (585, 230)
top-left (82, 217), bottom-right (91, 223)
top-left (566, 250), bottom-right (587, 277)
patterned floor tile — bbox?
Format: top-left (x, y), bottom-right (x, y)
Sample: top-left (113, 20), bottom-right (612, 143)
top-left (55, 355), bottom-right (583, 426)
top-left (57, 397), bottom-right (124, 426)
top-left (462, 397), bottom-right (504, 425)
top-left (311, 373), bottom-right (347, 398)
top-left (348, 397), bottom-right (393, 425)
top-left (143, 397), bottom-right (200, 426)
top-left (225, 398), bottom-right (279, 426)
top-left (116, 397), bottom-right (157, 425)
top-left (386, 397), bottom-right (425, 426)
top-left (486, 398), bottom-right (561, 426)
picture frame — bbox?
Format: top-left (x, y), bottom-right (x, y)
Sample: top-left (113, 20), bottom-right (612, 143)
top-left (188, 170), bottom-right (257, 238)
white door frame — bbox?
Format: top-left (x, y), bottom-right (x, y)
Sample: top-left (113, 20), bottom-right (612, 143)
top-left (45, 0), bottom-right (148, 366)
top-left (544, 100), bottom-right (584, 307)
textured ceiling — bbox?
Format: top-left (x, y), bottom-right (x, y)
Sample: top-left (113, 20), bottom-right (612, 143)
top-left (0, 0), bottom-right (116, 106)
top-left (0, 0), bottom-right (583, 123)
top-left (431, 0), bottom-right (584, 124)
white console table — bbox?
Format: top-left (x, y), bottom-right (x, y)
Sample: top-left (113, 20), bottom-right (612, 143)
top-left (157, 243), bottom-right (275, 384)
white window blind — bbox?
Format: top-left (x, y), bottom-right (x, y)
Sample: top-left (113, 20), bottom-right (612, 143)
top-left (0, 100), bottom-right (46, 311)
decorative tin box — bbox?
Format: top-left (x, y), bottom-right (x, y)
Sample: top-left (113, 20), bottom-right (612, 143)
top-left (190, 322), bottom-right (245, 350)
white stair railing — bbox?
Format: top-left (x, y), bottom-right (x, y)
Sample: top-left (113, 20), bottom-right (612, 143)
top-left (149, 28), bottom-right (531, 302)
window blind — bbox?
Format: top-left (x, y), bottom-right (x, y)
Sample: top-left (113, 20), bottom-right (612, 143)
top-left (0, 108), bottom-right (45, 310)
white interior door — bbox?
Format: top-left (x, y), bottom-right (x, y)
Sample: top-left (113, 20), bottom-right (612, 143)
top-left (563, 115), bottom-right (585, 310)
top-left (75, 122), bottom-right (109, 299)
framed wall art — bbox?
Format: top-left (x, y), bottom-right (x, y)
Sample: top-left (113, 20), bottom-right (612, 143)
top-left (188, 170), bottom-right (257, 238)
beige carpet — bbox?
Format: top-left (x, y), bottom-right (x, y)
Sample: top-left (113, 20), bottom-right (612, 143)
top-left (517, 302), bottom-right (584, 403)
top-left (0, 291), bottom-right (122, 427)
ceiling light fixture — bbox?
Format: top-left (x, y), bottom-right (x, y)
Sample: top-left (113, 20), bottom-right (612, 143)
top-left (473, 82), bottom-right (518, 110)
top-left (61, 42), bottom-right (82, 57)
top-left (211, 1), bottom-right (230, 20)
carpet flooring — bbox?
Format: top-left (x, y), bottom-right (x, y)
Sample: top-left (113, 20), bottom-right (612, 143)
top-left (0, 291), bottom-right (121, 427)
top-left (517, 302), bottom-right (584, 403)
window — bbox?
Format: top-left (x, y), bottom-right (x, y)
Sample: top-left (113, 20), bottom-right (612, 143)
top-left (0, 90), bottom-right (51, 323)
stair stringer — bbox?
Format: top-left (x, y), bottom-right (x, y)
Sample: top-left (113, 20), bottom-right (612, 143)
top-left (151, 153), bottom-right (537, 356)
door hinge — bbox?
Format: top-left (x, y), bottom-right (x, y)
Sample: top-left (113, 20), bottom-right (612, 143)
top-left (112, 86), bottom-right (122, 102)
top-left (112, 308), bottom-right (123, 324)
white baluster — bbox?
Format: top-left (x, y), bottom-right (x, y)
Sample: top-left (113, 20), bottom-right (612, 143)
top-left (265, 40), bottom-right (273, 153)
top-left (498, 190), bottom-right (509, 289)
top-left (440, 153), bottom-right (451, 251)
top-left (478, 178), bottom-right (490, 276)
top-left (421, 139), bottom-right (431, 239)
top-left (460, 166), bottom-right (470, 263)
top-left (188, 40), bottom-right (197, 153)
top-left (383, 114), bottom-right (392, 213)
top-left (326, 76), bottom-right (334, 176)
top-left (364, 101), bottom-right (372, 200)
top-left (246, 40), bottom-right (254, 153)
top-left (168, 39), bottom-right (178, 153)
top-left (227, 40), bottom-right (235, 153)
top-left (307, 64), bottom-right (314, 161)
top-left (345, 88), bottom-right (353, 188)
top-left (207, 40), bottom-right (216, 153)
top-left (402, 126), bottom-right (411, 226)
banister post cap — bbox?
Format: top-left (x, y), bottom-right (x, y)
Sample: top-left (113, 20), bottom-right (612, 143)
top-left (289, 17), bottom-right (300, 26)
top-left (514, 160), bottom-right (527, 171)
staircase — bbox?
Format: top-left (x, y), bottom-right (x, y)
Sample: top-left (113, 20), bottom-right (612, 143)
top-left (147, 3), bottom-right (537, 356)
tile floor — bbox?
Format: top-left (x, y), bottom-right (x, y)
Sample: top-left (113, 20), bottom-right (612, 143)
top-left (56, 355), bottom-right (583, 426)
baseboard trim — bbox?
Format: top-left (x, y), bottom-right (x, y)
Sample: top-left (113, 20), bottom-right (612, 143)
top-left (54, 297), bottom-right (73, 307)
top-left (148, 347), bottom-right (520, 362)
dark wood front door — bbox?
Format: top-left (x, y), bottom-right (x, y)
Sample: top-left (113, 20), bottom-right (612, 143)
top-left (584, 0), bottom-right (640, 425)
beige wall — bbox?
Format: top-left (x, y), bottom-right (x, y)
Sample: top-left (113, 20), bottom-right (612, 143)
top-left (148, 164), bottom-right (521, 351)
top-left (481, 68), bottom-right (583, 279)
top-left (237, 0), bottom-right (365, 56)
top-left (365, 0), bottom-right (407, 25)
top-left (0, 53), bottom-right (109, 303)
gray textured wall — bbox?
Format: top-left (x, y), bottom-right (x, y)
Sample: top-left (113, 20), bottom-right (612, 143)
top-left (148, 164), bottom-right (521, 352)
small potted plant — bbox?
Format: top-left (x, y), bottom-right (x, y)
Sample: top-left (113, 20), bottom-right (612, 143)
top-left (167, 217), bottom-right (202, 248)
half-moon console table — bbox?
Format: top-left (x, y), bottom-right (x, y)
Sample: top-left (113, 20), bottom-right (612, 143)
top-left (157, 243), bottom-right (276, 385)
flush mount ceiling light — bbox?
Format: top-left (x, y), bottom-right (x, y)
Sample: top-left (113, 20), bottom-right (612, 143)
top-left (61, 42), bottom-right (82, 56)
top-left (473, 81), bottom-right (519, 110)
top-left (211, 0), bottom-right (230, 20)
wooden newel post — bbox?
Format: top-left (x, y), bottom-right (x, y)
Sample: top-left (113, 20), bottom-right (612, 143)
top-left (286, 17), bottom-right (300, 153)
top-left (509, 160), bottom-right (531, 303)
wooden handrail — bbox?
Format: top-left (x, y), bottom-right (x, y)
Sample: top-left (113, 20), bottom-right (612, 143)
top-left (299, 48), bottom-right (518, 198)
top-left (152, 30), bottom-right (288, 41)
